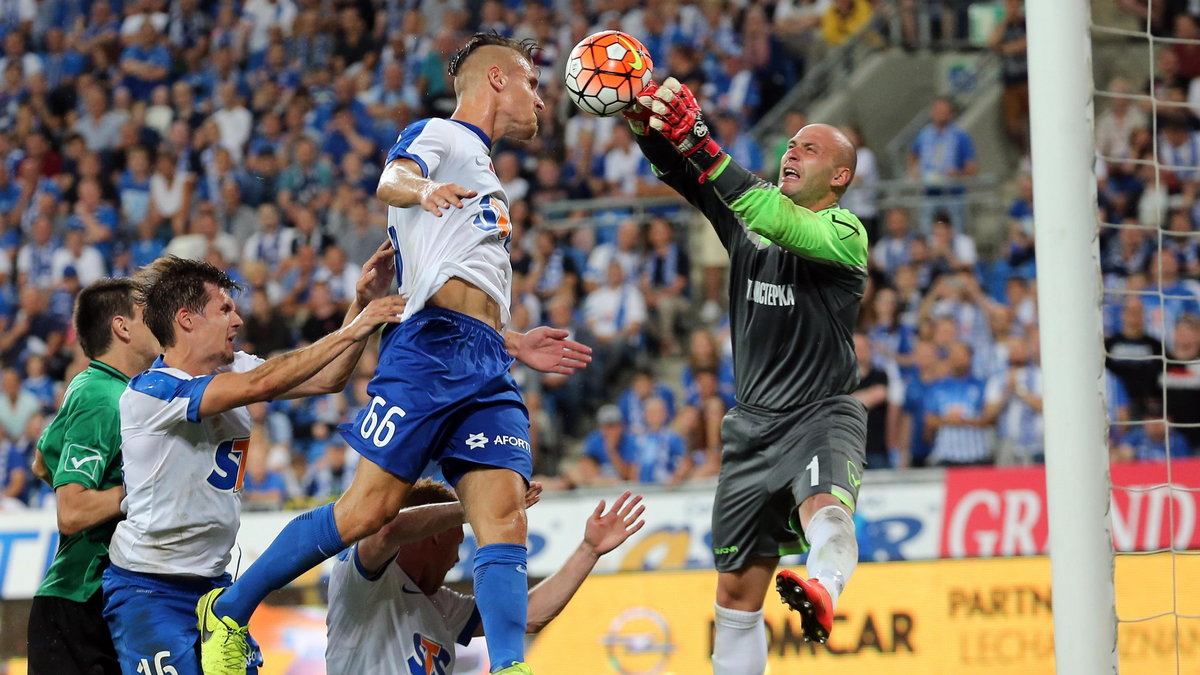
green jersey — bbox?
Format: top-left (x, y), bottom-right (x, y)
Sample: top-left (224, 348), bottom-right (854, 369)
top-left (35, 360), bottom-right (128, 602)
top-left (638, 132), bottom-right (869, 411)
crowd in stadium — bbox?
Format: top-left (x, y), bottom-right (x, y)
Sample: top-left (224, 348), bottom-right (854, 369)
top-left (0, 0), bottom-right (1185, 512)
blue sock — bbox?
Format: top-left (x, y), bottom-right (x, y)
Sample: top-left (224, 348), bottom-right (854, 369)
top-left (473, 543), bottom-right (528, 672)
top-left (214, 503), bottom-right (345, 624)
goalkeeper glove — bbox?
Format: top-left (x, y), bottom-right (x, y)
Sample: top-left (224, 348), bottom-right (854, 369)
top-left (638, 78), bottom-right (730, 182)
top-left (622, 81), bottom-right (655, 136)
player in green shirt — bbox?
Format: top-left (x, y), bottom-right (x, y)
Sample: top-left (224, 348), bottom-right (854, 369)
top-left (627, 79), bottom-right (868, 673)
top-left (28, 278), bottom-right (160, 675)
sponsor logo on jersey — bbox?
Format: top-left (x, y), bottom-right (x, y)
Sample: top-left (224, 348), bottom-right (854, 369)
top-left (713, 545), bottom-right (740, 555)
top-left (471, 195), bottom-right (511, 239)
top-left (206, 437), bottom-right (249, 492)
top-left (407, 633), bottom-right (451, 675)
top-left (62, 445), bottom-right (104, 481)
top-left (745, 279), bottom-right (796, 307)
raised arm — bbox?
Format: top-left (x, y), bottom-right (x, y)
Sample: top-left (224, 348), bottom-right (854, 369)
top-left (522, 493), bottom-right (644, 633)
top-left (197, 295), bottom-right (406, 418)
top-left (376, 158), bottom-right (477, 216)
top-left (356, 482), bottom-right (544, 576)
top-left (280, 241), bottom-right (400, 398)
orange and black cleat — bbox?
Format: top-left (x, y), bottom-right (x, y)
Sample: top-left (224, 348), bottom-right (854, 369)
top-left (775, 570), bottom-right (833, 644)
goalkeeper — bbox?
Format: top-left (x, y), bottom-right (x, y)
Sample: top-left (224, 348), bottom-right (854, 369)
top-left (626, 79), bottom-right (868, 673)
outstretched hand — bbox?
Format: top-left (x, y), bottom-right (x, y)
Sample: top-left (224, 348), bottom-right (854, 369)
top-left (508, 326), bottom-right (593, 375)
top-left (419, 181), bottom-right (477, 217)
top-left (638, 78), bottom-right (728, 180)
top-left (355, 239), bottom-right (397, 306)
top-left (346, 295), bottom-right (407, 340)
top-left (583, 491), bottom-right (646, 557)
top-left (525, 480), bottom-right (544, 509)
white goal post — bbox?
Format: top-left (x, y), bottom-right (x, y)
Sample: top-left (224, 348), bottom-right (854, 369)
top-left (1026, 0), bottom-right (1119, 673)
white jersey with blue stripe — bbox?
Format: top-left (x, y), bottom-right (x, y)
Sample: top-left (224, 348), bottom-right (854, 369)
top-left (385, 118), bottom-right (513, 327)
top-left (109, 351), bottom-right (265, 577)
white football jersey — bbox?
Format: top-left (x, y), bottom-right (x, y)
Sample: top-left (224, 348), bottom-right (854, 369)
top-left (326, 546), bottom-right (479, 675)
top-left (110, 351), bottom-right (264, 577)
top-left (385, 118), bottom-right (514, 327)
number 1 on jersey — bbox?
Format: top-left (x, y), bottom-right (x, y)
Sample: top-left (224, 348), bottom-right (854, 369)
top-left (806, 456), bottom-right (819, 487)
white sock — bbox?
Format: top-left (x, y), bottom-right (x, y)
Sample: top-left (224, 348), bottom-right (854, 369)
top-left (711, 603), bottom-right (767, 675)
top-left (804, 505), bottom-right (858, 608)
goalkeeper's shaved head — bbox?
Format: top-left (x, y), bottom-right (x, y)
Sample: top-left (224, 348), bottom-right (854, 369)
top-left (778, 123), bottom-right (857, 208)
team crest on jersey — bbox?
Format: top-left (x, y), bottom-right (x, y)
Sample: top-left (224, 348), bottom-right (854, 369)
top-left (406, 633), bottom-right (451, 675)
top-left (472, 195), bottom-right (511, 240)
top-left (206, 437), bottom-right (249, 492)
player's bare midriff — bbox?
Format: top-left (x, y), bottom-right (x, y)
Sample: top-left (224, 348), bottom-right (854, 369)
top-left (429, 277), bottom-right (502, 331)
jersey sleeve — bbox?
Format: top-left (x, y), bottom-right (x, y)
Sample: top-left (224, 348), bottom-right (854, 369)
top-left (633, 131), bottom-right (741, 248)
top-left (434, 585), bottom-right (480, 646)
top-left (385, 119), bottom-right (449, 178)
top-left (727, 188), bottom-right (868, 269)
top-left (124, 370), bottom-right (214, 429)
top-left (53, 404), bottom-right (121, 490)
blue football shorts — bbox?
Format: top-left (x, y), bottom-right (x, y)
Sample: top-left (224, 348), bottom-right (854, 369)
top-left (101, 565), bottom-right (262, 675)
top-left (339, 306), bottom-right (533, 485)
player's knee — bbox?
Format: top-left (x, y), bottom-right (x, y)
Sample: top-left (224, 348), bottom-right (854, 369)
top-left (470, 505), bottom-right (527, 546)
top-left (335, 493), bottom-right (401, 542)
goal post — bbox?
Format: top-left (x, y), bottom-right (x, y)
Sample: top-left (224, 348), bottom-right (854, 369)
top-left (1026, 0), bottom-right (1119, 672)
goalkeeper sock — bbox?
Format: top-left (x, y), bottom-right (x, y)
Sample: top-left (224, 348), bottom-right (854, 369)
top-left (804, 505), bottom-right (858, 608)
top-left (711, 603), bottom-right (767, 675)
top-left (215, 503), bottom-right (346, 624)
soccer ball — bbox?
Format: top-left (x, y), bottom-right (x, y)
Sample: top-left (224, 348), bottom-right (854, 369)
top-left (564, 30), bottom-right (654, 117)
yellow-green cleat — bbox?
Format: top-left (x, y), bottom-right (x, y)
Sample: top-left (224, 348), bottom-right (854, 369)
top-left (196, 588), bottom-right (250, 674)
top-left (493, 663), bottom-right (533, 674)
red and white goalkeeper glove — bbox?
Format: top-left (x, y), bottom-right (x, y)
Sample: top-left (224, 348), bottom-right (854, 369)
top-left (637, 78), bottom-right (728, 182)
top-left (622, 81), bottom-right (655, 136)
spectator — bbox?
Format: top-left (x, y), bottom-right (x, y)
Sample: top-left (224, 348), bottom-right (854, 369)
top-left (15, 216), bottom-right (58, 290)
top-left (73, 87), bottom-right (127, 153)
top-left (870, 208), bottom-right (916, 283)
top-left (1106, 295), bottom-right (1164, 417)
top-left (120, 21), bottom-right (170, 100)
top-left (0, 287), bottom-right (65, 367)
top-left (299, 282), bottom-right (343, 344)
top-left (19, 351), bottom-right (54, 409)
top-left (585, 219), bottom-right (643, 291)
top-left (1161, 314), bottom-right (1200, 449)
top-left (927, 212), bottom-right (978, 274)
top-left (988, 0), bottom-right (1029, 154)
top-left (852, 334), bottom-right (898, 470)
top-left (51, 225), bottom-right (105, 286)
top-left (641, 218), bottom-right (690, 356)
top-left (0, 367), bottom-right (39, 439)
top-left (279, 137), bottom-right (334, 209)
top-left (841, 125), bottom-right (880, 239)
top-left (600, 124), bottom-right (652, 196)
top-left (865, 287), bottom-right (915, 371)
top-left (1144, 251), bottom-right (1200, 348)
top-left (242, 203), bottom-right (295, 269)
top-left (315, 246), bottom-right (359, 306)
top-left (619, 367), bottom-right (676, 435)
top-left (1098, 78), bottom-right (1146, 164)
top-left (572, 404), bottom-right (638, 486)
top-left (241, 429), bottom-right (288, 511)
top-left (304, 442), bottom-right (355, 501)
top-left (1115, 404), bottom-right (1191, 461)
top-left (907, 97), bottom-right (978, 230)
top-left (163, 203), bottom-right (239, 263)
top-left (239, 287), bottom-right (294, 357)
top-left (0, 432), bottom-right (28, 509)
top-left (215, 179), bottom-right (258, 244)
top-left (632, 396), bottom-right (688, 485)
top-left (821, 0), bottom-right (873, 46)
top-left (714, 112), bottom-right (764, 176)
top-left (69, 179), bottom-right (121, 259)
top-left (925, 343), bottom-right (998, 466)
top-left (986, 334), bottom-right (1044, 465)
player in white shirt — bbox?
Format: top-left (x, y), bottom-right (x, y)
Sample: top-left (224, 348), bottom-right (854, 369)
top-left (101, 252), bottom-right (404, 675)
top-left (326, 480), bottom-right (645, 675)
top-left (200, 34), bottom-right (591, 675)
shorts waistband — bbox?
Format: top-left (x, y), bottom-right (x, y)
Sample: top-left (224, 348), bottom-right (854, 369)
top-left (412, 306), bottom-right (504, 342)
top-left (107, 564), bottom-right (229, 592)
